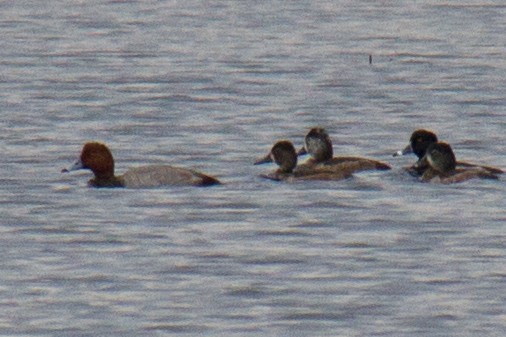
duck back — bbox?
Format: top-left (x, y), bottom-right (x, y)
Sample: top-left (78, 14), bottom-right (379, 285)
top-left (328, 156), bottom-right (391, 171)
top-left (422, 167), bottom-right (499, 184)
top-left (121, 165), bottom-right (220, 188)
top-left (456, 161), bottom-right (504, 174)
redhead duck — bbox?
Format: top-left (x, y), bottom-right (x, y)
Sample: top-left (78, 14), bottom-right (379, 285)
top-left (297, 127), bottom-right (391, 172)
top-left (394, 129), bottom-right (503, 175)
top-left (417, 142), bottom-right (499, 184)
top-left (63, 142), bottom-right (220, 188)
top-left (254, 140), bottom-right (354, 181)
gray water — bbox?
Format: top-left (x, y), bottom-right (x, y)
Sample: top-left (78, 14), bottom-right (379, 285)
top-left (1, 1), bottom-right (505, 336)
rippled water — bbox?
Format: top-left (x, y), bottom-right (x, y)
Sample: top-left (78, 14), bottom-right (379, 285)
top-left (1, 1), bottom-right (505, 336)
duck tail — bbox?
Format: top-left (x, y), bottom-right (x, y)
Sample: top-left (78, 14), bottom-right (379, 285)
top-left (480, 166), bottom-right (503, 174)
top-left (478, 171), bottom-right (499, 180)
top-left (375, 162), bottom-right (392, 170)
top-left (199, 174), bottom-right (221, 186)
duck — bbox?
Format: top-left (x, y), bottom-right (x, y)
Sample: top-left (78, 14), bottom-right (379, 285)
top-left (62, 142), bottom-right (220, 188)
top-left (417, 142), bottom-right (499, 184)
top-left (393, 129), bottom-right (503, 175)
top-left (254, 140), bottom-right (353, 181)
top-left (297, 127), bottom-right (391, 173)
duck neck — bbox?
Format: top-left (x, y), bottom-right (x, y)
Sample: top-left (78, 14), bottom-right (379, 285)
top-left (277, 166), bottom-right (293, 174)
top-left (313, 149), bottom-right (332, 163)
top-left (88, 176), bottom-right (125, 188)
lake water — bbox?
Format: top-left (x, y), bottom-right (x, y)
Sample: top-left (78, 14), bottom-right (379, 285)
top-left (1, 1), bottom-right (505, 336)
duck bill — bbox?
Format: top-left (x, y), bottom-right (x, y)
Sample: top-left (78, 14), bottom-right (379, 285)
top-left (393, 144), bottom-right (412, 157)
top-left (254, 153), bottom-right (273, 165)
top-left (62, 158), bottom-right (84, 173)
top-left (297, 146), bottom-right (307, 156)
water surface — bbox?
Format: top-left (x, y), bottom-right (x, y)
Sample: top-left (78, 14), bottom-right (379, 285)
top-left (1, 1), bottom-right (505, 336)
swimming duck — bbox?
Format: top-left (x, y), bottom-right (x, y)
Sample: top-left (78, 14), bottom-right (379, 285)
top-left (254, 140), bottom-right (353, 181)
top-left (393, 129), bottom-right (503, 175)
top-left (297, 127), bottom-right (391, 172)
top-left (62, 142), bottom-right (220, 188)
top-left (417, 142), bottom-right (499, 183)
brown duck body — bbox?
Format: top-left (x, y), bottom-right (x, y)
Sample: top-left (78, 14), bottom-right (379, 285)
top-left (298, 128), bottom-right (391, 174)
top-left (421, 167), bottom-right (499, 184)
top-left (297, 156), bottom-right (391, 174)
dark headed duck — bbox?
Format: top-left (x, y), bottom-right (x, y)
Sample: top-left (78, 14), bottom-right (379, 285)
top-left (254, 140), bottom-right (353, 181)
top-left (418, 142), bottom-right (499, 184)
top-left (298, 127), bottom-right (391, 172)
top-left (394, 129), bottom-right (503, 176)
